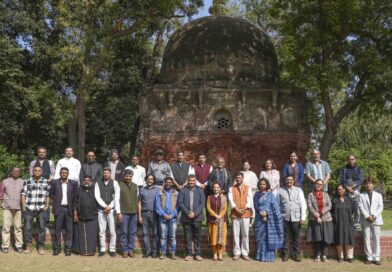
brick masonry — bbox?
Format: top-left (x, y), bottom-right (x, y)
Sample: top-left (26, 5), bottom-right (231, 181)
top-left (3, 227), bottom-right (392, 258)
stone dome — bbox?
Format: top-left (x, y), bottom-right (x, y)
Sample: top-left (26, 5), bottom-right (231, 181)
top-left (161, 15), bottom-right (279, 85)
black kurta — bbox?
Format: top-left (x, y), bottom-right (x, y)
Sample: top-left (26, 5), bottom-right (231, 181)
top-left (72, 185), bottom-right (98, 255)
top-left (332, 196), bottom-right (355, 246)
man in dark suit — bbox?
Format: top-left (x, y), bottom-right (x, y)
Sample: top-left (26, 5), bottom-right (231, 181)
top-left (50, 167), bottom-right (78, 256)
top-left (178, 174), bottom-right (205, 261)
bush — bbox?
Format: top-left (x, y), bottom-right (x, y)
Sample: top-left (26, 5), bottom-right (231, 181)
top-left (0, 145), bottom-right (26, 180)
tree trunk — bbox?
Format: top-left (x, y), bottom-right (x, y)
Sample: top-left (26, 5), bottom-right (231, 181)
top-left (320, 126), bottom-right (336, 161)
top-left (68, 117), bottom-right (77, 151)
top-left (75, 88), bottom-right (87, 161)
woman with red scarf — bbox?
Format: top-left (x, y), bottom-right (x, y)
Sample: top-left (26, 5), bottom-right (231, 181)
top-left (307, 179), bottom-right (334, 262)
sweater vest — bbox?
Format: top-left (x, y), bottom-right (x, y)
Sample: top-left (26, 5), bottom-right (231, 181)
top-left (97, 179), bottom-right (115, 206)
top-left (194, 163), bottom-right (211, 184)
top-left (171, 162), bottom-right (190, 186)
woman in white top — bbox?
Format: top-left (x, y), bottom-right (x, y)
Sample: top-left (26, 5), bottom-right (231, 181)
top-left (241, 160), bottom-right (259, 221)
top-left (259, 159), bottom-right (280, 196)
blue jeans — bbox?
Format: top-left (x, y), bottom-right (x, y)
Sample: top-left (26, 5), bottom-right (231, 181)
top-left (160, 221), bottom-right (177, 255)
top-left (24, 210), bottom-right (46, 246)
top-left (141, 211), bottom-right (159, 255)
top-left (120, 213), bottom-right (138, 253)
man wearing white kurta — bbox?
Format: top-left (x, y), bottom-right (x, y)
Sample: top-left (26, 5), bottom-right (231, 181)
top-left (54, 147), bottom-right (81, 185)
top-left (125, 155), bottom-right (146, 188)
top-left (358, 179), bottom-right (383, 265)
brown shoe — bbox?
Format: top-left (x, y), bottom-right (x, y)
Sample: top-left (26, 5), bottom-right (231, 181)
top-left (122, 253), bottom-right (128, 258)
top-left (242, 255), bottom-right (251, 261)
top-left (24, 244), bottom-right (32, 254)
top-left (194, 255), bottom-right (203, 261)
top-left (184, 255), bottom-right (193, 261)
top-left (128, 251), bottom-right (135, 258)
top-left (38, 247), bottom-right (45, 255)
top-left (232, 255), bottom-right (240, 260)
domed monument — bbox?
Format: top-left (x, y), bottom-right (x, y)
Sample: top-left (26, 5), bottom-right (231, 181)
top-left (137, 11), bottom-right (310, 170)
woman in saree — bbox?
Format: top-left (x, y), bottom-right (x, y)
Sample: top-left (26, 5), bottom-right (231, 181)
top-left (206, 181), bottom-right (228, 261)
top-left (253, 178), bottom-right (283, 262)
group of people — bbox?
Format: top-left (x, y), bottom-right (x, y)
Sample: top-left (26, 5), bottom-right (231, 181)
top-left (0, 146), bottom-right (384, 265)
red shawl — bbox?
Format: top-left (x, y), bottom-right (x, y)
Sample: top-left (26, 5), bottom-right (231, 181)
top-left (313, 190), bottom-right (324, 213)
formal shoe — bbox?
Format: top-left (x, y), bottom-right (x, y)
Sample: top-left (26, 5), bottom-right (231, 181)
top-left (194, 255), bottom-right (203, 261)
top-left (346, 258), bottom-right (353, 263)
top-left (184, 255), bottom-right (193, 261)
top-left (314, 256), bottom-right (320, 263)
top-left (53, 250), bottom-right (60, 256)
top-left (38, 247), bottom-right (45, 255)
top-left (169, 254), bottom-right (176, 260)
top-left (337, 258), bottom-right (343, 263)
top-left (242, 255), bottom-right (251, 261)
top-left (2, 248), bottom-right (8, 253)
top-left (232, 255), bottom-right (240, 261)
top-left (282, 255), bottom-right (289, 262)
top-left (16, 247), bottom-right (23, 253)
top-left (321, 256), bottom-right (328, 262)
top-left (374, 260), bottom-right (381, 265)
top-left (109, 251), bottom-right (116, 257)
top-left (152, 253), bottom-right (158, 258)
top-left (24, 244), bottom-right (32, 254)
top-left (213, 255), bottom-right (218, 261)
top-left (143, 253), bottom-right (151, 258)
top-left (159, 255), bottom-right (166, 259)
top-left (364, 259), bottom-right (371, 264)
top-left (65, 251), bottom-right (71, 256)
top-left (294, 255), bottom-right (302, 262)
top-left (122, 253), bottom-right (128, 258)
top-left (98, 251), bottom-right (105, 257)
top-left (128, 251), bottom-right (135, 258)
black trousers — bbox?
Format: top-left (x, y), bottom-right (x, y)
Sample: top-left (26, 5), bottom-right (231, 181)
top-left (183, 221), bottom-right (202, 256)
top-left (54, 206), bottom-right (73, 251)
top-left (313, 241), bottom-right (328, 257)
top-left (281, 220), bottom-right (301, 257)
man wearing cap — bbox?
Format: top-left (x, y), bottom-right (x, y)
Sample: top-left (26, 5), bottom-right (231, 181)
top-left (147, 149), bottom-right (173, 187)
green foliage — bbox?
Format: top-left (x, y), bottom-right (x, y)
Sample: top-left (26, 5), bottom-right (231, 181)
top-left (0, 145), bottom-right (26, 180)
top-left (241, 0), bottom-right (392, 157)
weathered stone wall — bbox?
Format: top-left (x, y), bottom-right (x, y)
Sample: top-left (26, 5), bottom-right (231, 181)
top-left (138, 132), bottom-right (309, 174)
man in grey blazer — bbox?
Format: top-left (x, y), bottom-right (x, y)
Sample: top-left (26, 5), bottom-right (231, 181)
top-left (278, 175), bottom-right (307, 262)
top-left (358, 178), bottom-right (384, 265)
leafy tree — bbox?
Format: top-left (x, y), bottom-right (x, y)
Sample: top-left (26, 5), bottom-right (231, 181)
top-left (241, 0), bottom-right (392, 159)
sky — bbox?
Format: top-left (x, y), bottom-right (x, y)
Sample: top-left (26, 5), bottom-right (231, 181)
top-left (195, 0), bottom-right (213, 18)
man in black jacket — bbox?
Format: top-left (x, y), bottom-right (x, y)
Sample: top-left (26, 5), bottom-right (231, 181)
top-left (80, 151), bottom-right (102, 183)
top-left (178, 174), bottom-right (205, 261)
top-left (104, 149), bottom-right (125, 182)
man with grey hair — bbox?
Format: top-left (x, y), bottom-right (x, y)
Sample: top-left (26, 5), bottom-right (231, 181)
top-left (208, 157), bottom-right (233, 195)
top-left (305, 149), bottom-right (331, 192)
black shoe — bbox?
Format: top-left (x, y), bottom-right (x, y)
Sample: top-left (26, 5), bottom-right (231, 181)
top-left (346, 258), bottom-right (353, 263)
top-left (143, 253), bottom-right (151, 258)
top-left (365, 260), bottom-right (371, 265)
top-left (16, 247), bottom-right (23, 253)
top-left (98, 251), bottom-right (105, 257)
top-left (109, 251), bottom-right (116, 258)
top-left (337, 258), bottom-right (343, 263)
top-left (2, 248), bottom-right (8, 253)
top-left (53, 250), bottom-right (60, 256)
top-left (294, 255), bottom-right (302, 262)
top-left (282, 255), bottom-right (288, 262)
top-left (374, 260), bottom-right (381, 265)
top-left (152, 252), bottom-right (158, 258)
top-left (65, 251), bottom-right (71, 256)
